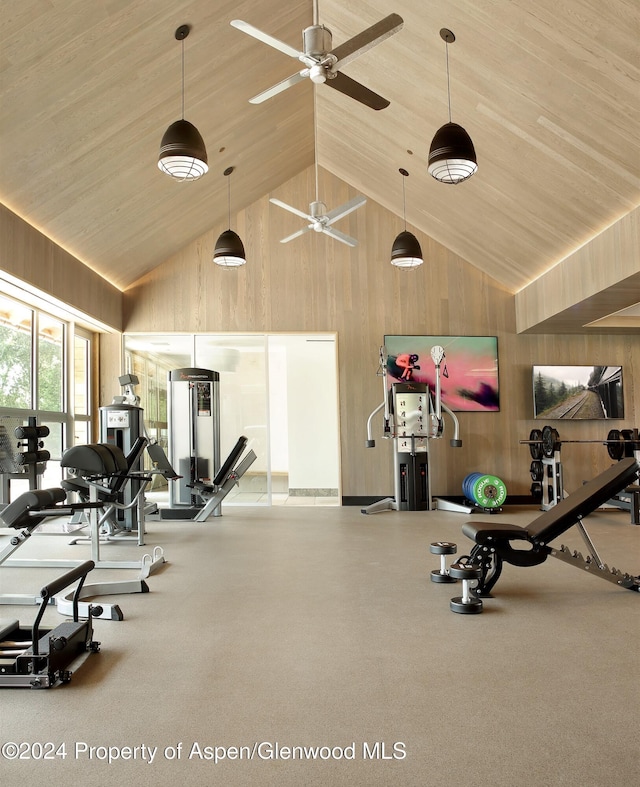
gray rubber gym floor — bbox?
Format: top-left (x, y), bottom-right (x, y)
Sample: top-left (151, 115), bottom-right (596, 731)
top-left (1, 503), bottom-right (638, 786)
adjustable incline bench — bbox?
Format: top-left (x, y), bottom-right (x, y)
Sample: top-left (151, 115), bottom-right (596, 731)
top-left (444, 457), bottom-right (640, 613)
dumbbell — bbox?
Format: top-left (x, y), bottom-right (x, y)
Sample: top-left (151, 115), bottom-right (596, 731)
top-left (449, 561), bottom-right (483, 614)
top-left (430, 541), bottom-right (458, 583)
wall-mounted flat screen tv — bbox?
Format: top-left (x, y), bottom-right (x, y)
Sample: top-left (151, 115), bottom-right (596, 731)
top-left (532, 365), bottom-right (624, 419)
top-left (384, 335), bottom-right (499, 412)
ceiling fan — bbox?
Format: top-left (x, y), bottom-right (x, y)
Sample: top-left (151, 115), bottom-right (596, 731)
top-left (269, 66), bottom-right (366, 249)
top-left (230, 7), bottom-right (403, 110)
top-left (270, 193), bottom-right (366, 247)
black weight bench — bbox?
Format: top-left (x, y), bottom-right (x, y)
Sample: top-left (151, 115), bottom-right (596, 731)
top-left (456, 457), bottom-right (640, 603)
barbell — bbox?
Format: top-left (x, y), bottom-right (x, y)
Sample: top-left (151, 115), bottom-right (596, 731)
top-left (520, 426), bottom-right (639, 461)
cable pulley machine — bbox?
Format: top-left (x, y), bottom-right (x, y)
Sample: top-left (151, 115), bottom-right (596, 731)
top-left (362, 346), bottom-right (462, 514)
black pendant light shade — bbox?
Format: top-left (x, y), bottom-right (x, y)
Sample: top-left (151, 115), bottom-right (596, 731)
top-left (158, 119), bottom-right (209, 181)
top-left (428, 29), bottom-right (477, 185)
top-left (390, 168), bottom-right (423, 269)
top-left (428, 121), bottom-right (477, 183)
top-left (214, 229), bottom-right (246, 268)
top-left (158, 25), bottom-right (208, 181)
top-left (214, 166), bottom-right (247, 267)
top-left (391, 230), bottom-right (423, 269)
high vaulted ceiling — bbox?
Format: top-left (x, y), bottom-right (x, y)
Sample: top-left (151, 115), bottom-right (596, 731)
top-left (1, 2), bottom-right (638, 319)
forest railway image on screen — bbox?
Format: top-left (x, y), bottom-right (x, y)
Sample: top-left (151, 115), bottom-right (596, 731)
top-left (533, 365), bottom-right (624, 420)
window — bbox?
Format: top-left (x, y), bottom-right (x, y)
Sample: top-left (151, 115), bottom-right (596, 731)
top-left (0, 292), bottom-right (94, 492)
top-left (0, 295), bottom-right (32, 409)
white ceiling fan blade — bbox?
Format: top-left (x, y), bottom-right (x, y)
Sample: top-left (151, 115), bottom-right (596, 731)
top-left (325, 195), bottom-right (367, 225)
top-left (249, 71), bottom-right (308, 104)
top-left (280, 226), bottom-right (313, 243)
top-left (230, 20), bottom-right (302, 59)
top-left (330, 13), bottom-right (404, 71)
top-left (270, 198), bottom-right (313, 222)
top-left (322, 227), bottom-right (359, 247)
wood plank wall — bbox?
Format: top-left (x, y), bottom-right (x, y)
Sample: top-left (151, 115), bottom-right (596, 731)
top-left (515, 207), bottom-right (640, 333)
top-left (116, 166), bottom-right (635, 499)
top-left (0, 203), bottom-right (122, 331)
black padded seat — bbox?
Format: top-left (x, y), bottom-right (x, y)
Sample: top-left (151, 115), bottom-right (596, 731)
top-left (61, 443), bottom-right (127, 476)
top-left (462, 521), bottom-right (530, 544)
top-left (0, 487), bottom-right (67, 529)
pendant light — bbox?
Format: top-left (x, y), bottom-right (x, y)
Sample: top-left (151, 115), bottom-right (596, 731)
top-left (158, 25), bottom-right (208, 181)
top-left (428, 29), bottom-right (477, 184)
top-left (214, 167), bottom-right (246, 267)
top-left (390, 168), bottom-right (423, 269)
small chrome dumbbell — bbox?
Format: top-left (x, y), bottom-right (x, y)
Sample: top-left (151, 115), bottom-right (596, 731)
top-left (449, 561), bottom-right (483, 614)
top-left (429, 541), bottom-right (458, 584)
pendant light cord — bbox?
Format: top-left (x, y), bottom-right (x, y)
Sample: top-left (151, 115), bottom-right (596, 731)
top-left (227, 173), bottom-right (231, 230)
top-left (445, 40), bottom-right (452, 122)
top-left (402, 175), bottom-right (407, 231)
top-left (181, 38), bottom-right (185, 120)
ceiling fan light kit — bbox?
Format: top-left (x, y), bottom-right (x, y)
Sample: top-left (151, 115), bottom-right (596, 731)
top-left (158, 25), bottom-right (209, 181)
top-left (428, 29), bottom-right (477, 184)
top-left (214, 167), bottom-right (246, 268)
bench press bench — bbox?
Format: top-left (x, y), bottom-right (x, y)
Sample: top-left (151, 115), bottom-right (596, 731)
top-left (445, 457), bottom-right (640, 613)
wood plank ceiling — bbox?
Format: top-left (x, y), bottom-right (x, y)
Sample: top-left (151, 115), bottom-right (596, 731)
top-left (0, 1), bottom-right (638, 317)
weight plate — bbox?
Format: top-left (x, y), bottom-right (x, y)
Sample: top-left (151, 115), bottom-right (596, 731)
top-left (430, 541), bottom-right (457, 555)
top-left (606, 429), bottom-right (624, 461)
top-left (529, 429), bottom-right (543, 460)
top-left (529, 460), bottom-right (543, 481)
top-left (471, 474), bottom-right (507, 508)
top-left (621, 429), bottom-right (635, 458)
top-left (530, 481), bottom-right (542, 500)
top-left (542, 425), bottom-right (559, 458)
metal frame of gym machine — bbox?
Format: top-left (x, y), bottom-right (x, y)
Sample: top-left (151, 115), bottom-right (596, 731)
top-left (0, 414), bottom-right (166, 620)
top-left (362, 346), bottom-right (462, 514)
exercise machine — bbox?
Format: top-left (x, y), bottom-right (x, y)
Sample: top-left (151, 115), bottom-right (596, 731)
top-left (363, 346), bottom-right (461, 513)
top-left (167, 368), bottom-right (220, 509)
top-left (160, 435), bottom-right (257, 521)
top-left (439, 457), bottom-right (640, 613)
top-left (161, 367), bottom-right (256, 520)
top-left (0, 559), bottom-right (101, 688)
top-left (1, 446), bottom-right (166, 620)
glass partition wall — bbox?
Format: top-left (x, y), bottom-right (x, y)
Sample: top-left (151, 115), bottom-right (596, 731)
top-left (123, 333), bottom-right (340, 506)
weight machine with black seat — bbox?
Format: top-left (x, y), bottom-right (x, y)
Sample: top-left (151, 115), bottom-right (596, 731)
top-left (362, 346), bottom-right (462, 514)
top-left (438, 457), bottom-right (640, 614)
top-left (0, 559), bottom-right (100, 688)
top-left (0, 443), bottom-right (167, 620)
top-left (160, 435), bottom-right (257, 521)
